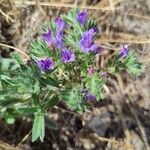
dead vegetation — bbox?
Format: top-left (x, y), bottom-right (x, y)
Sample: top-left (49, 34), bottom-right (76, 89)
top-left (0, 0), bottom-right (150, 149)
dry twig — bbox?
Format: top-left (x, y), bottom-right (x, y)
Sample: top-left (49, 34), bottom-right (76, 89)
top-left (14, 0), bottom-right (121, 11)
top-left (0, 43), bottom-right (29, 59)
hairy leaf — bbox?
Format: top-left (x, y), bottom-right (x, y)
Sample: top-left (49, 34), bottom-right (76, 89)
top-left (60, 85), bottom-right (86, 111)
top-left (86, 73), bottom-right (105, 100)
top-left (32, 110), bottom-right (45, 142)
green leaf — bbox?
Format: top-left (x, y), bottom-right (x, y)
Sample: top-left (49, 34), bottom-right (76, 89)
top-left (86, 73), bottom-right (105, 100)
top-left (124, 52), bottom-right (144, 75)
top-left (40, 76), bottom-right (60, 88)
top-left (85, 19), bottom-right (97, 31)
top-left (60, 85), bottom-right (86, 111)
top-left (0, 75), bottom-right (15, 86)
top-left (63, 8), bottom-right (79, 25)
top-left (32, 110), bottom-right (45, 142)
top-left (33, 81), bottom-right (40, 95)
top-left (29, 39), bottom-right (52, 58)
top-left (42, 20), bottom-right (56, 35)
top-left (42, 95), bottom-right (59, 110)
top-left (63, 8), bottom-right (83, 50)
top-left (11, 52), bottom-right (24, 65)
top-left (0, 98), bottom-right (22, 108)
top-left (17, 107), bottom-right (37, 115)
top-left (0, 58), bottom-right (19, 73)
top-left (5, 116), bottom-right (15, 124)
top-left (107, 51), bottom-right (144, 76)
top-left (2, 109), bottom-right (17, 124)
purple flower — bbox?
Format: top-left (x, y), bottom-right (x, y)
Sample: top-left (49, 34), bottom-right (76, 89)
top-left (54, 17), bottom-right (66, 49)
top-left (42, 30), bottom-right (53, 46)
top-left (76, 10), bottom-right (88, 25)
top-left (37, 58), bottom-right (54, 72)
top-left (55, 17), bottom-right (66, 32)
top-left (80, 29), bottom-right (98, 53)
top-left (93, 46), bottom-right (101, 54)
top-left (92, 26), bottom-right (102, 34)
top-left (92, 27), bottom-right (99, 33)
top-left (55, 31), bottom-right (63, 49)
top-left (84, 93), bottom-right (97, 102)
top-left (61, 49), bottom-right (75, 63)
top-left (82, 87), bottom-right (97, 102)
top-left (87, 67), bottom-right (95, 75)
top-left (119, 44), bottom-right (129, 58)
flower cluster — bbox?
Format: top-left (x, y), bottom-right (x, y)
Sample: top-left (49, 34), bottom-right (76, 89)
top-left (37, 10), bottom-right (103, 104)
top-left (41, 17), bottom-right (75, 68)
top-left (39, 10), bottom-right (101, 73)
top-left (35, 10), bottom-right (140, 106)
top-left (42, 17), bottom-right (66, 49)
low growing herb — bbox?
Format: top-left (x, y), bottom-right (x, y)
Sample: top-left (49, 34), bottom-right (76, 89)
top-left (0, 9), bottom-right (144, 142)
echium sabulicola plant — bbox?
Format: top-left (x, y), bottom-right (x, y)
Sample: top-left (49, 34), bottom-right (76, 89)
top-left (0, 9), bottom-right (144, 142)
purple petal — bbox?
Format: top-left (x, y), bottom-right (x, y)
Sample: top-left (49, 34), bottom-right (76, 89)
top-left (61, 49), bottom-right (75, 63)
top-left (88, 28), bottom-right (94, 35)
top-left (90, 45), bottom-right (101, 53)
top-left (55, 17), bottom-right (66, 32)
top-left (37, 60), bottom-right (46, 72)
top-left (76, 10), bottom-right (88, 25)
top-left (92, 27), bottom-right (99, 33)
top-left (55, 31), bottom-right (63, 49)
top-left (80, 29), bottom-right (98, 53)
top-left (84, 93), bottom-right (97, 101)
top-left (81, 45), bottom-right (90, 53)
top-left (37, 58), bottom-right (54, 72)
top-left (119, 44), bottom-right (129, 58)
top-left (45, 58), bottom-right (54, 70)
top-left (90, 44), bottom-right (98, 51)
top-left (42, 30), bottom-right (53, 46)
